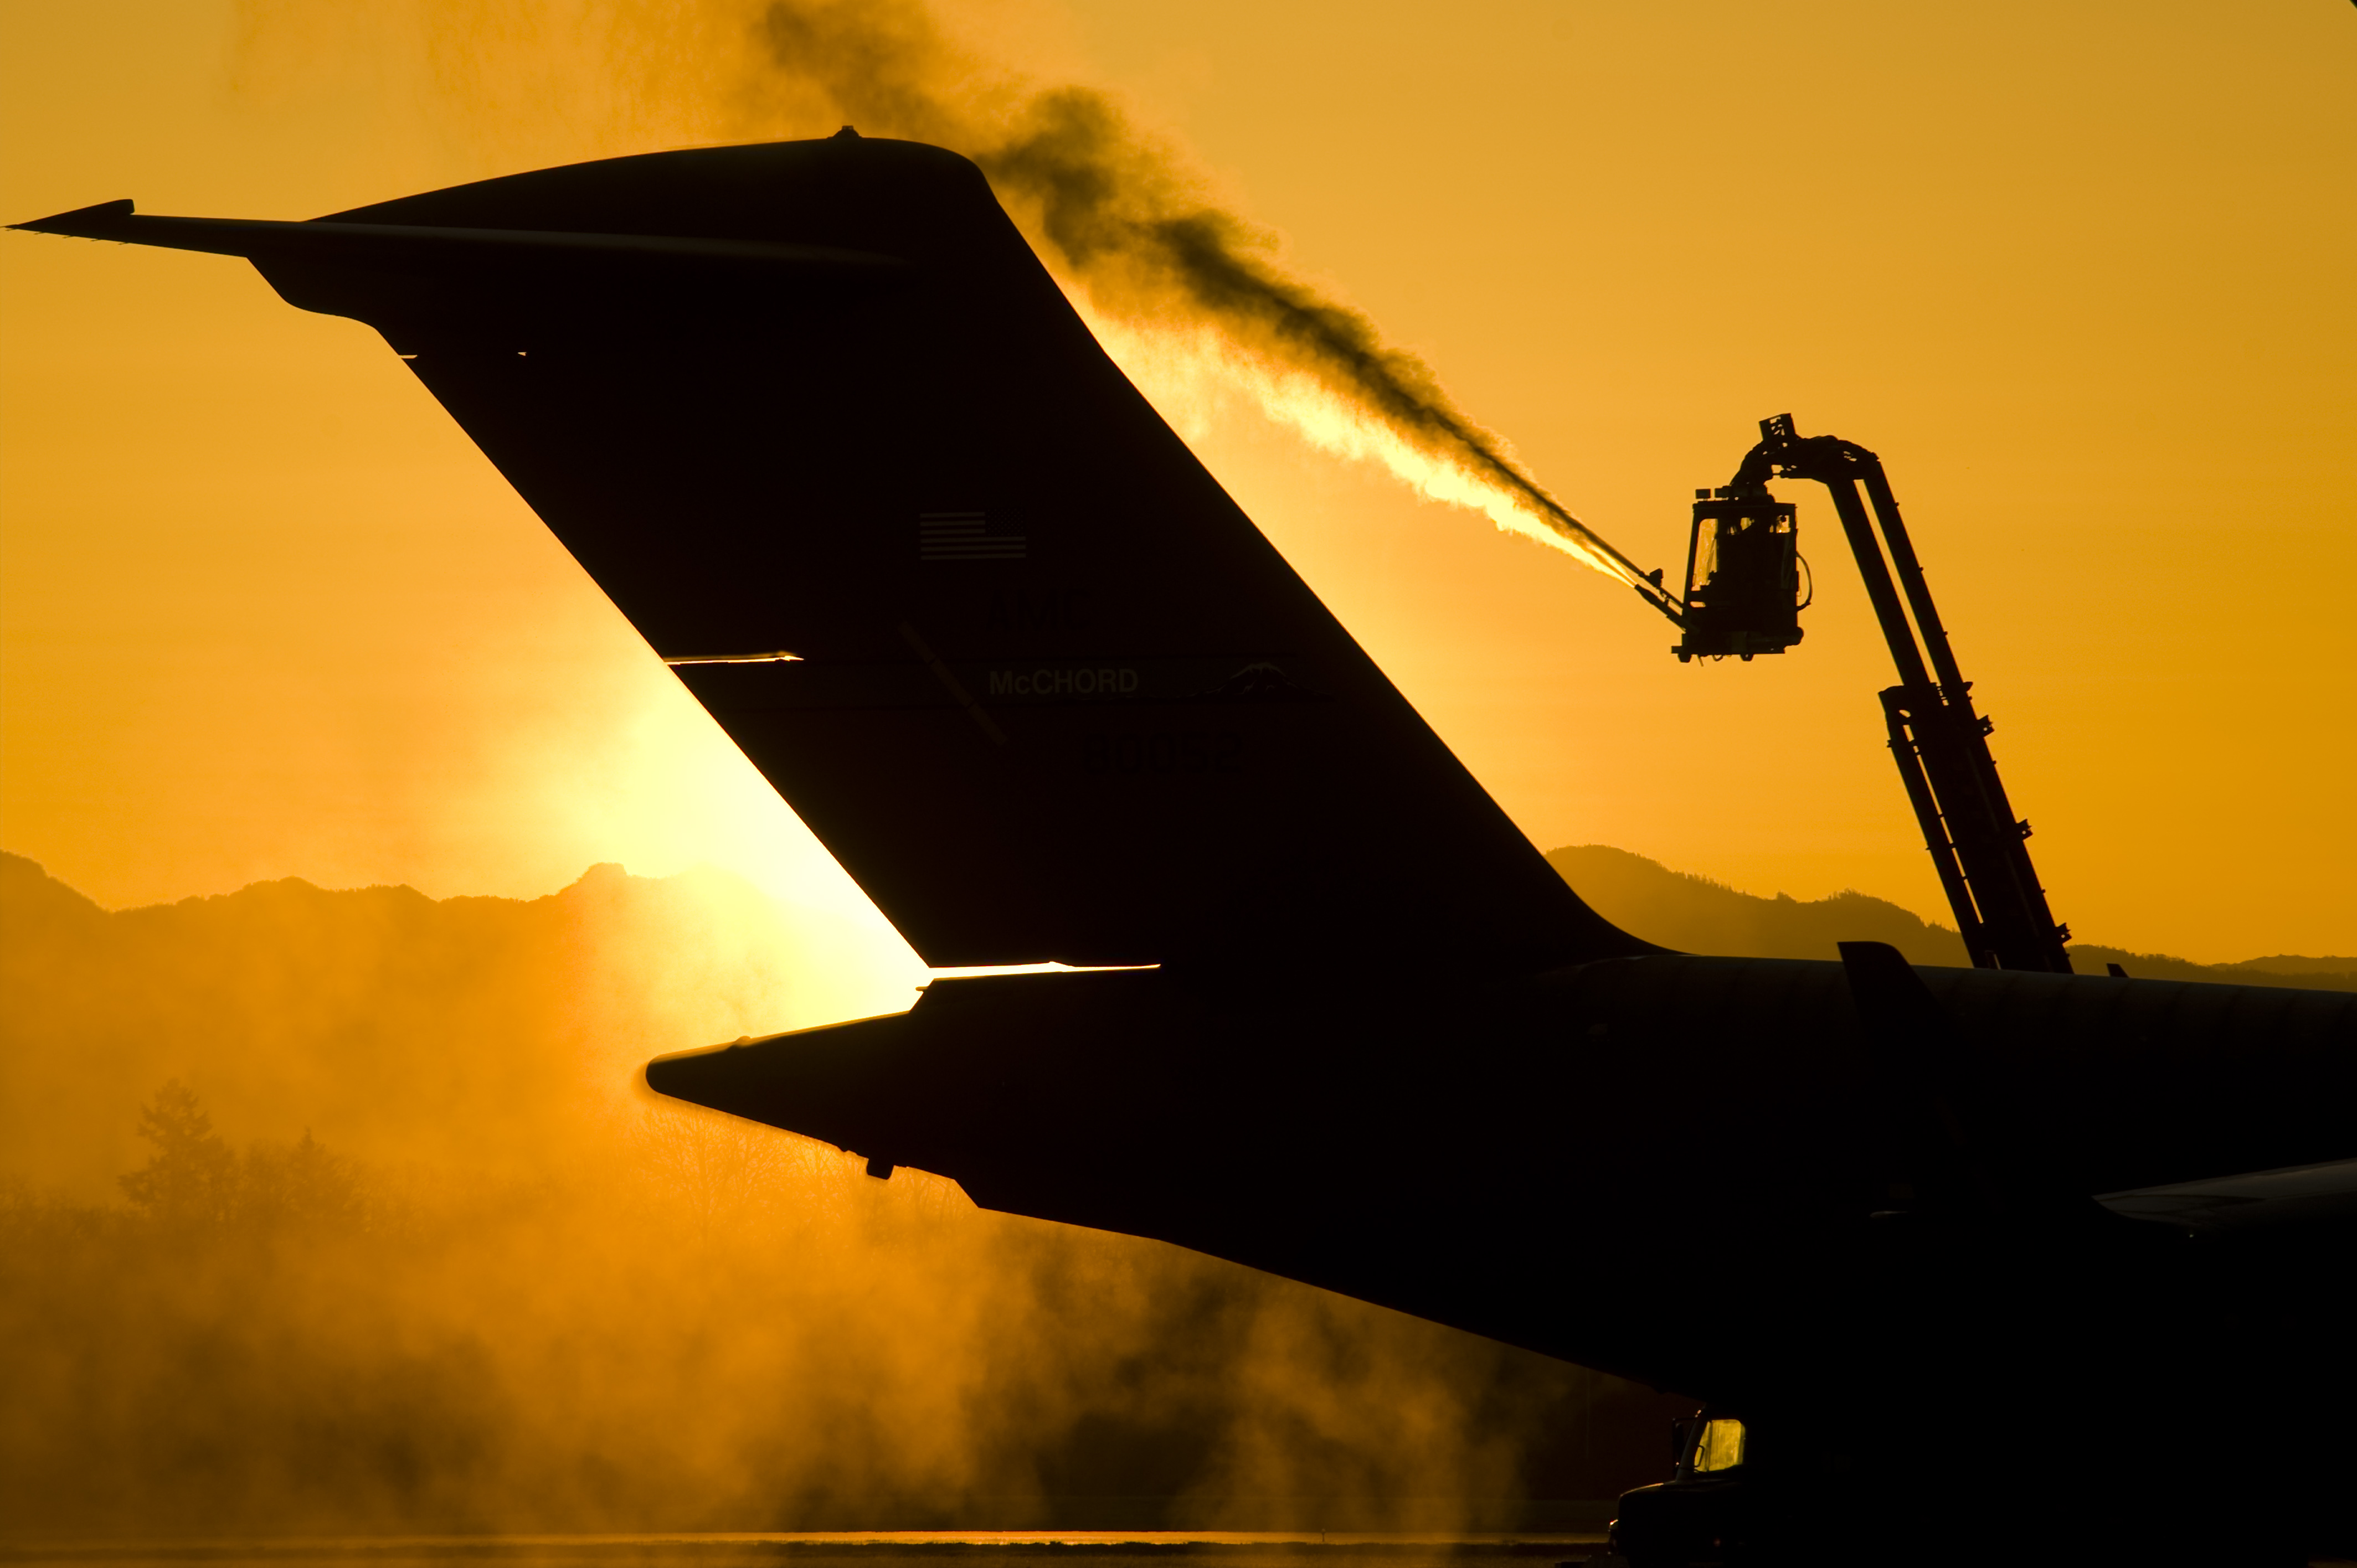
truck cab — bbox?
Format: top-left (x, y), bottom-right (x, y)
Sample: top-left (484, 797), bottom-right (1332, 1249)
top-left (1606, 1410), bottom-right (1754, 1567)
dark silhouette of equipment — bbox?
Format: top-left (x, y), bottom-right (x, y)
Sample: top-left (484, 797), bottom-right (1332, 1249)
top-left (15, 138), bottom-right (2356, 1566)
top-left (1610, 1409), bottom-right (1754, 1564)
top-left (1650, 415), bottom-right (2069, 971)
top-left (1710, 414), bottom-right (2071, 974)
top-left (1671, 487), bottom-right (1808, 662)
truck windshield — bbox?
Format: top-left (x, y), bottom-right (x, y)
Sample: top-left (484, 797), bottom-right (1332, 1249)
top-left (1691, 1417), bottom-right (1747, 1473)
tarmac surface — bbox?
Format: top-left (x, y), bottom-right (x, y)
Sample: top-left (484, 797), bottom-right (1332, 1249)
top-left (0, 1536), bottom-right (1617, 1568)
top-left (7, 1535), bottom-right (2357, 1568)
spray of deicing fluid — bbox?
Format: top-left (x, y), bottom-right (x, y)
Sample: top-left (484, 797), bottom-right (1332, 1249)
top-left (743, 0), bottom-right (1661, 594)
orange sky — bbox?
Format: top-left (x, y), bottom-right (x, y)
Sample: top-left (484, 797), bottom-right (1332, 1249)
top-left (4, 0), bottom-right (2353, 966)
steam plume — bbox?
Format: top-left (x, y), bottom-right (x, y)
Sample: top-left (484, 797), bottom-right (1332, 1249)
top-left (744, 0), bottom-right (1656, 589)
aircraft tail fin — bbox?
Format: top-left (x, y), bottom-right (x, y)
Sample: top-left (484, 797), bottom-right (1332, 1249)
top-left (13, 138), bottom-right (1649, 972)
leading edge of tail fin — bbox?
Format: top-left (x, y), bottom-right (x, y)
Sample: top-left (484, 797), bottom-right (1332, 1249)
top-left (20, 137), bottom-right (1651, 972)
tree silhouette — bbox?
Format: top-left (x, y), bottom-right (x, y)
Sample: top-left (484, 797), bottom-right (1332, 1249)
top-left (118, 1080), bottom-right (238, 1229)
top-left (117, 1083), bottom-right (370, 1238)
top-left (239, 1129), bottom-right (367, 1237)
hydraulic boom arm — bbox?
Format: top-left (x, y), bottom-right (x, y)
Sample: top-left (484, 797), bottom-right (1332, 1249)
top-left (1728, 415), bottom-right (2072, 973)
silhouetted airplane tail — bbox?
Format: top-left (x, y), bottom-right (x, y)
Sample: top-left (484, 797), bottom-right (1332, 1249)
top-left (17, 135), bottom-right (1647, 974)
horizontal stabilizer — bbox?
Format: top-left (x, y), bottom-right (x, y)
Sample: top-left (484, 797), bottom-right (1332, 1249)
top-left (12, 199), bottom-right (903, 273)
top-left (11, 198), bottom-right (136, 235)
top-left (2097, 1155), bottom-right (2357, 1235)
top-left (642, 963), bottom-right (1629, 1360)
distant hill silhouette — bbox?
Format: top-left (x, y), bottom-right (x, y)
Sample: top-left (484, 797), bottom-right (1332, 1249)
top-left (0, 851), bottom-right (910, 1200)
top-left (1546, 844), bottom-right (2355, 989)
top-left (2057, 944), bottom-right (2357, 992)
top-left (1547, 844), bottom-right (1968, 967)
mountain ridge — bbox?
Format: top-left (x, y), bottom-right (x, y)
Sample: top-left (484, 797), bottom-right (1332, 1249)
top-left (1543, 843), bottom-right (2355, 988)
top-left (0, 849), bottom-right (915, 1199)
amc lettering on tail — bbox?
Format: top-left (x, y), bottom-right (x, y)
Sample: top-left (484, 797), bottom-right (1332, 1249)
top-left (987, 666), bottom-right (1141, 700)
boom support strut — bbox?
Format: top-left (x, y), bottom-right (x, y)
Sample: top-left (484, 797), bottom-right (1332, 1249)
top-left (1730, 415), bottom-right (2072, 973)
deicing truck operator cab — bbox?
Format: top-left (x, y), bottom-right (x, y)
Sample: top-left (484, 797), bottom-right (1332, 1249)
top-left (1607, 1411), bottom-right (1753, 1568)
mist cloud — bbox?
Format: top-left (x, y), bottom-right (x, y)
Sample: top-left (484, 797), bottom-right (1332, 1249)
top-left (743, 0), bottom-right (1649, 585)
top-left (2, 855), bottom-right (1685, 1535)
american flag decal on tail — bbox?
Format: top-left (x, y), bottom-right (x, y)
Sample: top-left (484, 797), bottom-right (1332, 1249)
top-left (918, 510), bottom-right (1027, 562)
